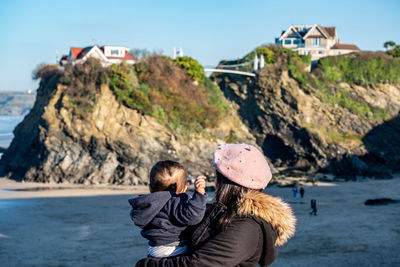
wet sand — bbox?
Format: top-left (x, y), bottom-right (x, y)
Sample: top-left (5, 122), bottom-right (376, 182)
top-left (0, 178), bottom-right (149, 199)
top-left (266, 178), bottom-right (400, 267)
top-left (0, 177), bottom-right (399, 266)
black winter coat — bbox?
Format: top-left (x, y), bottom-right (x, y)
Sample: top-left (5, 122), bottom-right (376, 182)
top-left (136, 191), bottom-right (296, 267)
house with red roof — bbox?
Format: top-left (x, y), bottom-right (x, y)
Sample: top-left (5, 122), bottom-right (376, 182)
top-left (275, 24), bottom-right (360, 60)
top-left (60, 45), bottom-right (136, 66)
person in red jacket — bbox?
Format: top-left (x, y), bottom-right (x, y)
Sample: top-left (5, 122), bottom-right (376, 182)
top-left (137, 144), bottom-right (296, 267)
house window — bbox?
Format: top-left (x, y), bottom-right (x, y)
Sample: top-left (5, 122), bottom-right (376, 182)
top-left (293, 39), bottom-right (300, 45)
top-left (111, 49), bottom-right (119, 56)
top-left (318, 51), bottom-right (323, 54)
top-left (313, 38), bottom-right (320, 47)
top-left (284, 39), bottom-right (292, 45)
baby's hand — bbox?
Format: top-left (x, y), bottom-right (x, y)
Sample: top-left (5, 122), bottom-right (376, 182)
top-left (195, 175), bottom-right (206, 195)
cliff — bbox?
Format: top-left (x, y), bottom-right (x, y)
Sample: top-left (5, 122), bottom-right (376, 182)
top-left (212, 48), bottom-right (400, 178)
top-left (0, 58), bottom-right (255, 184)
top-left (2, 49), bottom-right (399, 183)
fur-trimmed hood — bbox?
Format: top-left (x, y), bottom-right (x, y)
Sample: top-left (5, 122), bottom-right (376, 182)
top-left (237, 191), bottom-right (296, 246)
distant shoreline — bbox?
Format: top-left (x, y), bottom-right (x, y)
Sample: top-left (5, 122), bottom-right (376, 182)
top-left (0, 90), bottom-right (35, 116)
top-left (0, 177), bottom-right (149, 199)
top-left (2, 175), bottom-right (395, 200)
top-left (0, 115), bottom-right (25, 148)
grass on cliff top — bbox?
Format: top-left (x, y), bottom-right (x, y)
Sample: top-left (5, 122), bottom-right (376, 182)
top-left (235, 46), bottom-right (392, 121)
top-left (284, 50), bottom-right (390, 121)
top-left (317, 52), bottom-right (400, 85)
top-left (240, 45), bottom-right (400, 86)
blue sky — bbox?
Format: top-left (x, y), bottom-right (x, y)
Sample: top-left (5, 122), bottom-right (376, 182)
top-left (0, 0), bottom-right (399, 91)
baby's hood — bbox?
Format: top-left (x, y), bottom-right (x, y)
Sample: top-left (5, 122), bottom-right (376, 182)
top-left (128, 191), bottom-right (173, 227)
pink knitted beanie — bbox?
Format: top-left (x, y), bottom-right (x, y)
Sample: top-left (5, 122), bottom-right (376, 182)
top-left (212, 144), bottom-right (272, 189)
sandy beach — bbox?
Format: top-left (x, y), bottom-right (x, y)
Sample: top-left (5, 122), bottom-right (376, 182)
top-left (0, 178), bottom-right (149, 200)
top-left (0, 177), bottom-right (399, 266)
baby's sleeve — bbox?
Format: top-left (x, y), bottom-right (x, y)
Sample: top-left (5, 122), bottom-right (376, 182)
top-left (170, 191), bottom-right (207, 226)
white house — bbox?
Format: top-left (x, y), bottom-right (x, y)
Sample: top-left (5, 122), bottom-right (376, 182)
top-left (275, 24), bottom-right (360, 60)
top-left (60, 45), bottom-right (136, 66)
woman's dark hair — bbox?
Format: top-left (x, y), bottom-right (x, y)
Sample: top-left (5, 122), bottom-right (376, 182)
top-left (214, 171), bottom-right (263, 232)
top-left (214, 171), bottom-right (248, 232)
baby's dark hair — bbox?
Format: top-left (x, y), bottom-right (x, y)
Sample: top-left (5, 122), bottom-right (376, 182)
top-left (149, 160), bottom-right (187, 193)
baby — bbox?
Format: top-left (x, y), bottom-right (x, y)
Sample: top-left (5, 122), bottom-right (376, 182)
top-left (129, 160), bottom-right (207, 258)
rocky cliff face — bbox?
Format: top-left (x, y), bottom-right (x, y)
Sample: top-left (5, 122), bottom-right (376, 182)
top-left (0, 68), bottom-right (255, 184)
top-left (213, 62), bottom-right (400, 177)
top-left (2, 53), bottom-right (399, 183)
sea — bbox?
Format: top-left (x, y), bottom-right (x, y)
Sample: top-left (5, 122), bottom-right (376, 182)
top-left (0, 115), bottom-right (24, 149)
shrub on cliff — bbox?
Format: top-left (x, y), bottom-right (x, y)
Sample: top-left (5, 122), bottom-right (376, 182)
top-left (32, 64), bottom-right (63, 81)
top-left (172, 56), bottom-right (228, 115)
top-left (287, 53), bottom-right (312, 85)
top-left (32, 64), bottom-right (64, 98)
top-left (173, 56), bottom-right (206, 83)
top-left (109, 63), bottom-right (151, 114)
top-left (299, 54), bottom-right (392, 120)
top-left (239, 47), bottom-right (389, 120)
top-left (282, 53), bottom-right (390, 120)
top-left (384, 41), bottom-right (400, 58)
top-left (61, 58), bottom-right (109, 115)
top-left (242, 45), bottom-right (311, 66)
top-left (317, 52), bottom-right (400, 85)
top-left (242, 46), bottom-right (275, 64)
top-left (134, 56), bottom-right (227, 133)
top-left (34, 56), bottom-right (227, 134)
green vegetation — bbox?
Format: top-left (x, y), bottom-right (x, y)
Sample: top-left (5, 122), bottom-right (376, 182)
top-left (242, 46), bottom-right (311, 66)
top-left (35, 55), bottom-right (228, 135)
top-left (283, 52), bottom-right (381, 119)
top-left (60, 58), bottom-right (108, 116)
top-left (109, 63), bottom-right (151, 114)
top-left (384, 41), bottom-right (400, 58)
top-left (32, 64), bottom-right (64, 99)
top-left (233, 45), bottom-right (311, 73)
top-left (33, 59), bottom-right (109, 116)
top-left (242, 46), bottom-right (276, 64)
top-left (253, 47), bottom-right (391, 120)
top-left (173, 56), bottom-right (206, 83)
top-left (287, 53), bottom-right (312, 86)
top-left (314, 85), bottom-right (388, 120)
top-left (318, 53), bottom-right (400, 85)
top-left (133, 56), bottom-right (228, 134)
top-left (225, 130), bottom-right (238, 143)
top-left (305, 123), bottom-right (362, 144)
top-left (305, 53), bottom-right (397, 120)
top-left (239, 45), bottom-right (392, 121)
top-left (202, 77), bottom-right (229, 114)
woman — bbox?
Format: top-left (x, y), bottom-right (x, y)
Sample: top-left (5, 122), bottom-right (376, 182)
top-left (137, 144), bottom-right (296, 267)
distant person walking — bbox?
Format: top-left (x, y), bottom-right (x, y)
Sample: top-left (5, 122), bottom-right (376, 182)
top-left (311, 178), bottom-right (316, 186)
top-left (300, 187), bottom-right (305, 199)
top-left (310, 199), bottom-right (317, 216)
top-left (292, 186), bottom-right (298, 198)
